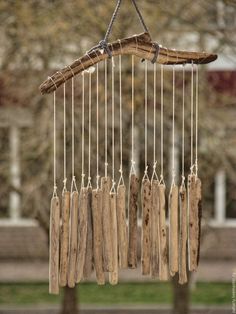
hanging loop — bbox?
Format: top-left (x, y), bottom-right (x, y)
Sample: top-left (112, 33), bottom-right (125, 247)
top-left (151, 162), bottom-right (159, 182)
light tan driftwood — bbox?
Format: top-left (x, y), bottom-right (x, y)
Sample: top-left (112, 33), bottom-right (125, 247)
top-left (195, 177), bottom-right (202, 267)
top-left (141, 179), bottom-right (152, 276)
top-left (101, 176), bottom-right (113, 272)
top-left (83, 187), bottom-right (93, 279)
top-left (40, 32), bottom-right (217, 95)
top-left (179, 184), bottom-right (188, 285)
top-left (92, 189), bottom-right (105, 285)
top-left (49, 196), bottom-right (60, 295)
top-left (67, 191), bottom-right (79, 288)
top-left (117, 185), bottom-right (128, 269)
top-left (169, 185), bottom-right (179, 277)
top-left (75, 187), bottom-right (88, 283)
top-left (128, 174), bottom-right (139, 269)
top-left (109, 192), bottom-right (118, 285)
top-left (150, 180), bottom-right (159, 278)
top-left (158, 184), bottom-right (168, 281)
top-left (59, 191), bottom-right (70, 287)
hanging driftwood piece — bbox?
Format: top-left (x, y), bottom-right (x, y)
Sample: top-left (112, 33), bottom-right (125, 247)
top-left (141, 178), bottom-right (152, 275)
top-left (128, 174), bottom-right (139, 269)
top-left (92, 188), bottom-right (105, 285)
top-left (101, 176), bottom-right (113, 272)
top-left (150, 179), bottom-right (159, 278)
top-left (75, 187), bottom-right (88, 283)
top-left (59, 191), bottom-right (70, 287)
top-left (179, 184), bottom-right (188, 284)
top-left (169, 185), bottom-right (179, 277)
top-left (196, 177), bottom-right (202, 266)
top-left (117, 185), bottom-right (128, 269)
top-left (67, 191), bottom-right (79, 288)
top-left (158, 184), bottom-right (168, 281)
top-left (109, 192), bottom-right (118, 285)
top-left (49, 196), bottom-right (60, 295)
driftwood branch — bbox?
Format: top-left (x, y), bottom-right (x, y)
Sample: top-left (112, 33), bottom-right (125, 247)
top-left (39, 32), bottom-right (217, 95)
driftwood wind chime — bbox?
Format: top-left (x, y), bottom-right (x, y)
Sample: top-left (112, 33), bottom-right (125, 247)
top-left (39, 0), bottom-right (217, 294)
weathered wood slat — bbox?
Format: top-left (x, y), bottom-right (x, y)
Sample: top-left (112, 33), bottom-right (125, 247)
top-left (49, 196), bottom-right (60, 295)
top-left (196, 177), bottom-right (202, 266)
top-left (150, 180), bottom-right (159, 278)
top-left (169, 185), bottom-right (179, 277)
top-left (179, 184), bottom-right (188, 285)
top-left (117, 185), bottom-right (128, 269)
top-left (40, 32), bottom-right (217, 94)
top-left (158, 184), bottom-right (168, 281)
top-left (128, 174), bottom-right (139, 269)
top-left (141, 179), bottom-right (152, 276)
top-left (59, 191), bottom-right (70, 287)
top-left (109, 192), bottom-right (118, 285)
top-left (101, 176), bottom-right (113, 272)
top-left (67, 191), bottom-right (79, 288)
top-left (75, 187), bottom-right (88, 283)
top-left (92, 189), bottom-right (105, 285)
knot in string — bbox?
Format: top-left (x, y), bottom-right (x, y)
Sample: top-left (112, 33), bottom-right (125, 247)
top-left (110, 179), bottom-right (116, 194)
top-left (87, 176), bottom-right (92, 189)
top-left (53, 185), bottom-right (58, 198)
top-left (143, 165), bottom-right (149, 181)
top-left (151, 42), bottom-right (160, 64)
top-left (71, 175), bottom-right (78, 193)
top-left (62, 178), bottom-right (67, 193)
top-left (151, 161), bottom-right (159, 182)
top-left (181, 175), bottom-right (186, 187)
top-left (130, 159), bottom-right (136, 175)
top-left (99, 40), bottom-right (112, 58)
top-left (96, 175), bottom-right (100, 190)
top-left (159, 174), bottom-right (165, 185)
top-left (118, 167), bottom-right (125, 187)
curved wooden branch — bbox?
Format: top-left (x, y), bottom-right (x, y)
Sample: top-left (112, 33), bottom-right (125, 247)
top-left (40, 32), bottom-right (217, 95)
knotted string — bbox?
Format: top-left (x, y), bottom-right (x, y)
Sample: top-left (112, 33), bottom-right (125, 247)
top-left (52, 91), bottom-right (58, 197)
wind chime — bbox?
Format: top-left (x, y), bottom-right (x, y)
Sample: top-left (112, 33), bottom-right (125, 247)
top-left (39, 0), bottom-right (217, 294)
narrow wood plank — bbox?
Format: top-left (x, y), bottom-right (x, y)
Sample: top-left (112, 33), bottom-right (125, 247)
top-left (92, 189), bottom-right (105, 285)
top-left (169, 185), bottom-right (179, 277)
top-left (196, 177), bottom-right (202, 268)
top-left (109, 192), bottom-right (118, 285)
top-left (128, 174), bottom-right (139, 269)
top-left (150, 180), bottom-right (159, 278)
top-left (117, 185), bottom-right (128, 269)
top-left (141, 179), bottom-right (152, 275)
top-left (179, 184), bottom-right (188, 284)
top-left (75, 187), bottom-right (88, 283)
top-left (158, 184), bottom-right (168, 281)
top-left (67, 191), bottom-right (79, 288)
top-left (101, 176), bottom-right (113, 272)
top-left (59, 191), bottom-right (70, 287)
top-left (49, 196), bottom-right (60, 294)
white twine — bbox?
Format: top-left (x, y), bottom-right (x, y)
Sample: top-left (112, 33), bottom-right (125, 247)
top-left (63, 83), bottom-right (67, 192)
top-left (130, 55), bottom-right (136, 176)
top-left (53, 91), bottom-right (57, 197)
top-left (190, 62), bottom-right (194, 175)
top-left (160, 65), bottom-right (165, 185)
top-left (96, 63), bottom-right (100, 190)
top-left (110, 57), bottom-right (116, 193)
top-left (105, 59), bottom-right (108, 177)
top-left (195, 64), bottom-right (199, 177)
top-left (171, 65), bottom-right (176, 186)
top-left (81, 72), bottom-right (85, 188)
top-left (144, 60), bottom-right (148, 176)
top-left (151, 62), bottom-right (158, 182)
top-left (71, 77), bottom-right (78, 193)
top-left (181, 65), bottom-right (186, 187)
top-left (118, 54), bottom-right (124, 187)
top-left (87, 71), bottom-right (92, 189)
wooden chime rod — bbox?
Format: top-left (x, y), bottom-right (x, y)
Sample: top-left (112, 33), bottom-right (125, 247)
top-left (40, 32), bottom-right (217, 95)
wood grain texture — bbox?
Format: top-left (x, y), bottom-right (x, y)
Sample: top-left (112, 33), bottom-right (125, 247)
top-left (158, 184), bottom-right (168, 281)
top-left (196, 177), bottom-right (202, 267)
top-left (128, 174), bottom-right (139, 269)
top-left (179, 184), bottom-right (188, 284)
top-left (150, 180), bottom-right (159, 278)
top-left (92, 189), bottom-right (105, 285)
top-left (141, 179), bottom-right (152, 276)
top-left (83, 187), bottom-right (93, 279)
top-left (67, 191), bottom-right (79, 288)
top-left (49, 196), bottom-right (60, 295)
top-left (169, 185), bottom-right (179, 277)
top-left (59, 191), bottom-right (70, 287)
top-left (101, 176), bottom-right (113, 272)
top-left (75, 187), bottom-right (88, 283)
top-left (117, 185), bottom-right (128, 269)
top-left (40, 32), bottom-right (217, 94)
top-left (109, 192), bottom-right (118, 285)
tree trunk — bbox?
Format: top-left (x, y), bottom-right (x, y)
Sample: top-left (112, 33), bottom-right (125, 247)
top-left (172, 274), bottom-right (190, 314)
top-left (61, 286), bottom-right (78, 314)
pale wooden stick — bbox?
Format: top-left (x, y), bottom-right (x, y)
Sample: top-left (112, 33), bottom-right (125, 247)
top-left (128, 174), bottom-right (139, 269)
top-left (101, 176), bottom-right (113, 272)
top-left (117, 185), bottom-right (128, 269)
top-left (158, 184), bottom-right (168, 281)
top-left (75, 187), bottom-right (88, 283)
top-left (49, 196), bottom-right (60, 294)
top-left (59, 191), bottom-right (70, 287)
top-left (169, 185), bottom-right (179, 277)
top-left (109, 192), bottom-right (118, 285)
top-left (141, 179), bottom-right (152, 275)
top-left (92, 189), bottom-right (105, 285)
top-left (67, 191), bottom-right (79, 288)
top-left (195, 177), bottom-right (202, 267)
top-left (150, 180), bottom-right (159, 278)
top-left (179, 184), bottom-right (188, 284)
top-left (83, 187), bottom-right (93, 279)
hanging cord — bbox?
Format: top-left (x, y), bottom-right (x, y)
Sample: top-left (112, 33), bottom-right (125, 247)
top-left (118, 54), bottom-right (124, 187)
top-left (190, 61), bottom-right (194, 175)
top-left (104, 59), bottom-right (108, 177)
top-left (151, 62), bottom-right (158, 182)
top-left (52, 91), bottom-right (57, 197)
top-left (160, 65), bottom-right (165, 185)
top-left (130, 55), bottom-right (136, 175)
top-left (81, 73), bottom-right (85, 188)
top-left (71, 77), bottom-right (78, 193)
top-left (110, 57), bottom-right (116, 193)
top-left (171, 65), bottom-right (176, 187)
top-left (143, 59), bottom-right (149, 181)
top-left (62, 83), bottom-right (67, 193)
top-left (96, 63), bottom-right (100, 190)
top-left (181, 65), bottom-right (186, 187)
top-left (87, 71), bottom-right (92, 189)
top-left (195, 64), bottom-right (199, 178)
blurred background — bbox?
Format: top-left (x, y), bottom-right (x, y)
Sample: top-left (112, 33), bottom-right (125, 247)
top-left (0, 0), bottom-right (235, 313)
